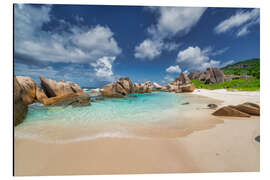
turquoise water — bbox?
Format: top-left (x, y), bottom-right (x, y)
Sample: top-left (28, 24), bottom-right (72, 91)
top-left (22, 91), bottom-right (184, 126)
top-left (15, 91), bottom-right (189, 142)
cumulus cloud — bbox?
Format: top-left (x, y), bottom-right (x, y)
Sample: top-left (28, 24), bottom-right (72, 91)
top-left (135, 7), bottom-right (206, 60)
top-left (90, 56), bottom-right (116, 81)
top-left (134, 39), bottom-right (162, 60)
top-left (148, 7), bottom-right (207, 40)
top-left (166, 65), bottom-right (181, 73)
top-left (214, 8), bottom-right (259, 36)
top-left (14, 4), bottom-right (122, 84)
top-left (14, 4), bottom-right (121, 64)
top-left (176, 46), bottom-right (234, 71)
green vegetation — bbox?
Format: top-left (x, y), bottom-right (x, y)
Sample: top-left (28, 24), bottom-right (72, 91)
top-left (191, 77), bottom-right (260, 91)
top-left (191, 58), bottom-right (260, 91)
top-left (221, 58), bottom-right (260, 79)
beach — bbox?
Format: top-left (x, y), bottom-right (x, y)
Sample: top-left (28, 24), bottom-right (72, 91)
top-left (14, 89), bottom-right (260, 176)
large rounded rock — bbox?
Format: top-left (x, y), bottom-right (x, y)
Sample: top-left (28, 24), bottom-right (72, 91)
top-left (205, 68), bottom-right (225, 84)
top-left (14, 77), bottom-right (28, 126)
top-left (234, 103), bottom-right (260, 116)
top-left (181, 84), bottom-right (195, 92)
top-left (16, 76), bottom-right (46, 104)
top-left (212, 106), bottom-right (251, 117)
top-left (153, 82), bottom-right (162, 90)
top-left (117, 77), bottom-right (133, 93)
top-left (16, 76), bottom-right (47, 104)
top-left (40, 76), bottom-right (83, 98)
top-left (101, 83), bottom-right (125, 98)
top-left (101, 77), bottom-right (135, 97)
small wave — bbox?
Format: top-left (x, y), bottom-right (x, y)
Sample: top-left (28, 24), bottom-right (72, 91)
top-left (14, 131), bottom-right (150, 144)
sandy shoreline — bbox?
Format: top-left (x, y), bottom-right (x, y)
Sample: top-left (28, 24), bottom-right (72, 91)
top-left (14, 89), bottom-right (260, 176)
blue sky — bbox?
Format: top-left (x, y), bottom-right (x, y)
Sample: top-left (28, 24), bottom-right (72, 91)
top-left (14, 4), bottom-right (260, 87)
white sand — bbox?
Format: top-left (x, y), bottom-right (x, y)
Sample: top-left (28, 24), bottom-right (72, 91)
top-left (192, 89), bottom-right (260, 105)
top-left (14, 89), bottom-right (260, 176)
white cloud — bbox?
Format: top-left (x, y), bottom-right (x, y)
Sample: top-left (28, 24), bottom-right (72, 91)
top-left (166, 65), bottom-right (181, 73)
top-left (134, 39), bottom-right (162, 60)
top-left (215, 8), bottom-right (259, 36)
top-left (90, 56), bottom-right (116, 81)
top-left (148, 7), bottom-right (206, 40)
top-left (163, 42), bottom-right (181, 51)
top-left (14, 4), bottom-right (121, 64)
top-left (177, 46), bottom-right (209, 66)
top-left (176, 46), bottom-right (234, 71)
top-left (135, 7), bottom-right (206, 60)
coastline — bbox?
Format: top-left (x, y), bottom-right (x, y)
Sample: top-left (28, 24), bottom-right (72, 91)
top-left (14, 89), bottom-right (260, 176)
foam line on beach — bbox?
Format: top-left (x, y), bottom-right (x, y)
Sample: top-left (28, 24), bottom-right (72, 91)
top-left (14, 131), bottom-right (151, 144)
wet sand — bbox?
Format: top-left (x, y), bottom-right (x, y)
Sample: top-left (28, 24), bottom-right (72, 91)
top-left (14, 90), bottom-right (260, 176)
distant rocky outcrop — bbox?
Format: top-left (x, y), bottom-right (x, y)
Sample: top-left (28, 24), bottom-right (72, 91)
top-left (14, 77), bottom-right (28, 126)
top-left (101, 77), bottom-right (134, 97)
top-left (134, 81), bottom-right (153, 93)
top-left (188, 68), bottom-right (225, 84)
top-left (188, 67), bottom-right (253, 84)
top-left (204, 68), bottom-right (225, 84)
top-left (169, 73), bottom-right (195, 93)
top-left (212, 102), bottom-right (260, 117)
top-left (40, 76), bottom-right (90, 106)
top-left (16, 76), bottom-right (47, 104)
top-left (173, 73), bottom-right (191, 86)
top-left (101, 74), bottom-right (195, 97)
top-left (224, 75), bottom-right (252, 81)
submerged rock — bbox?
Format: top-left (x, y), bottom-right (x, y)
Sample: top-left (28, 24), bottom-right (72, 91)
top-left (14, 77), bottom-right (28, 126)
top-left (212, 106), bottom-right (251, 117)
top-left (208, 104), bottom-right (218, 109)
top-left (182, 102), bottom-right (190, 105)
top-left (255, 136), bottom-right (260, 142)
top-left (42, 93), bottom-right (91, 107)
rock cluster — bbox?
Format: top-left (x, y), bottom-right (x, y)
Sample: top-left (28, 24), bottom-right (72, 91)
top-left (134, 81), bottom-right (153, 93)
top-left (14, 76), bottom-right (91, 126)
top-left (212, 102), bottom-right (260, 117)
top-left (188, 68), bottom-right (225, 84)
top-left (101, 73), bottom-right (195, 97)
top-left (188, 67), bottom-right (253, 84)
top-left (169, 73), bottom-right (195, 93)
